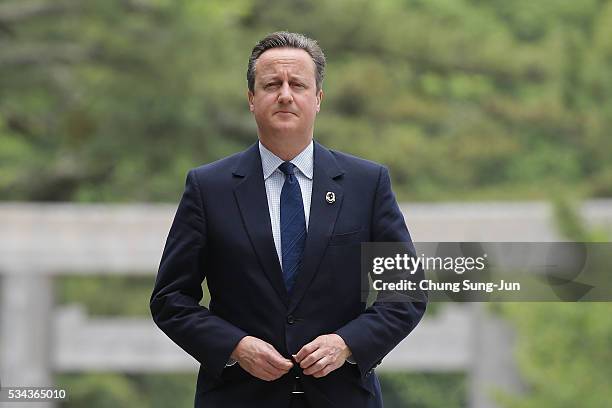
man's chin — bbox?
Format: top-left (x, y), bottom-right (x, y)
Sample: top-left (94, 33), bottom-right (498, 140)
top-left (270, 122), bottom-right (299, 132)
top-left (273, 115), bottom-right (298, 123)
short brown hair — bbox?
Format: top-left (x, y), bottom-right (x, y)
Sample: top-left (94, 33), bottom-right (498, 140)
top-left (247, 31), bottom-right (326, 93)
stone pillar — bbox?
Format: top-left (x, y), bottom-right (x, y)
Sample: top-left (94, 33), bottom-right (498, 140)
top-left (469, 303), bottom-right (524, 408)
top-left (0, 273), bottom-right (55, 408)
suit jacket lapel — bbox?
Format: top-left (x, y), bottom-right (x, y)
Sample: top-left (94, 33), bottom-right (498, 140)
top-left (288, 142), bottom-right (344, 313)
top-left (233, 143), bottom-right (289, 307)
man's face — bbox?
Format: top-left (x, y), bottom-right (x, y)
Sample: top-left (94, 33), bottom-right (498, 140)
top-left (248, 47), bottom-right (323, 139)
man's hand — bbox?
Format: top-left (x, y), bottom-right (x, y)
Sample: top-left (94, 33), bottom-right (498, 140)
top-left (231, 336), bottom-right (293, 381)
top-left (293, 334), bottom-right (352, 378)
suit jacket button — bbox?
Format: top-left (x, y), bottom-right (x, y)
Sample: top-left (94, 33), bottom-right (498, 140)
top-left (287, 315), bottom-right (295, 325)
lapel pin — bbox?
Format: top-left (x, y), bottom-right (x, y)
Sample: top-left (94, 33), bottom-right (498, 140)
top-left (325, 191), bottom-right (336, 204)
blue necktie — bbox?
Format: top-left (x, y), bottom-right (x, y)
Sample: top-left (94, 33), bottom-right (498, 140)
top-left (279, 162), bottom-right (306, 294)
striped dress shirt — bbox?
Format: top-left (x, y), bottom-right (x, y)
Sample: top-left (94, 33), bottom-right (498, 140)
top-left (258, 140), bottom-right (313, 267)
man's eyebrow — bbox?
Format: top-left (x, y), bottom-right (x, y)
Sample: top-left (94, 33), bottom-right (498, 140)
top-left (259, 74), bottom-right (308, 81)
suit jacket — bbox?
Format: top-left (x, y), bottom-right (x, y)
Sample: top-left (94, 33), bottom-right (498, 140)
top-left (150, 141), bottom-right (427, 408)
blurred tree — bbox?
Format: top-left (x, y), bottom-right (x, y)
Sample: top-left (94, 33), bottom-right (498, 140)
top-left (0, 0), bottom-right (256, 201)
top-left (496, 200), bottom-right (612, 407)
top-left (1, 0), bottom-right (611, 202)
top-left (497, 302), bottom-right (612, 408)
top-left (379, 371), bottom-right (466, 408)
top-left (57, 373), bottom-right (196, 408)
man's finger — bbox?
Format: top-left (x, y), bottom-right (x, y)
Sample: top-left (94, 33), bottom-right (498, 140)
top-left (312, 363), bottom-right (334, 378)
top-left (299, 347), bottom-right (326, 369)
top-left (294, 340), bottom-right (320, 362)
top-left (267, 357), bottom-right (293, 371)
top-left (303, 356), bottom-right (330, 375)
top-left (257, 365), bottom-right (281, 381)
top-left (257, 360), bottom-right (287, 380)
top-left (242, 360), bottom-right (275, 381)
top-left (264, 348), bottom-right (294, 370)
top-left (264, 358), bottom-right (290, 375)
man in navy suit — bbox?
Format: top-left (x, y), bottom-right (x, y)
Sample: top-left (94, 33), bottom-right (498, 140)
top-left (150, 31), bottom-right (426, 408)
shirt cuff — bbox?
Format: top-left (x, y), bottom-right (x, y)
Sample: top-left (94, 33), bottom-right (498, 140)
top-left (346, 355), bottom-right (356, 364)
top-left (226, 358), bottom-right (238, 367)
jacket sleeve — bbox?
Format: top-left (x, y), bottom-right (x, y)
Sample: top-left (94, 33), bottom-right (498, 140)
top-left (150, 170), bottom-right (247, 379)
top-left (335, 166), bottom-right (427, 377)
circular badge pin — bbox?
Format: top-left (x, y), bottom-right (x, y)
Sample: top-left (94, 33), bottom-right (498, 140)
top-left (325, 191), bottom-right (336, 204)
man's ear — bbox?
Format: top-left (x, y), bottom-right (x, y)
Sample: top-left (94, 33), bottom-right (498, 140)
top-left (316, 89), bottom-right (324, 113)
top-left (247, 90), bottom-right (255, 112)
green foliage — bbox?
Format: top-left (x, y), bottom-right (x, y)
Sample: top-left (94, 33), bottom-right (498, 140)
top-left (1, 0), bottom-right (612, 202)
top-left (54, 371), bottom-right (464, 408)
top-left (379, 371), bottom-right (467, 408)
top-left (496, 203), bottom-right (612, 407)
top-left (497, 303), bottom-right (612, 408)
top-left (552, 197), bottom-right (611, 242)
top-left (57, 276), bottom-right (155, 316)
top-left (57, 373), bottom-right (196, 408)
top-left (57, 275), bottom-right (210, 316)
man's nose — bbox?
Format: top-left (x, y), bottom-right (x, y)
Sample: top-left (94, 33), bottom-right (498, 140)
top-left (277, 82), bottom-right (293, 104)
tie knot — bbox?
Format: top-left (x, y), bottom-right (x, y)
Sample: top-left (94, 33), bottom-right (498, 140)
top-left (278, 162), bottom-right (296, 176)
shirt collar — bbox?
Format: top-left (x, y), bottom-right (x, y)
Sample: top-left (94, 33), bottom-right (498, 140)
top-left (258, 140), bottom-right (314, 180)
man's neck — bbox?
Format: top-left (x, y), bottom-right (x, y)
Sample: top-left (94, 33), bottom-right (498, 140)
top-left (258, 134), bottom-right (312, 161)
